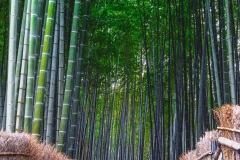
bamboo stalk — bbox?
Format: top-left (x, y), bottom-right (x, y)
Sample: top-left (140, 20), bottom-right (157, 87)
top-left (6, 0), bottom-right (19, 133)
top-left (206, 0), bottom-right (222, 106)
top-left (196, 151), bottom-right (212, 160)
top-left (33, 0), bottom-right (57, 138)
top-left (24, 0), bottom-right (39, 133)
top-left (16, 0), bottom-right (31, 133)
top-left (217, 127), bottom-right (240, 133)
top-left (0, 152), bottom-right (30, 156)
top-left (57, 0), bottom-right (81, 152)
top-left (46, 1), bottom-right (59, 144)
top-left (225, 0), bottom-right (236, 104)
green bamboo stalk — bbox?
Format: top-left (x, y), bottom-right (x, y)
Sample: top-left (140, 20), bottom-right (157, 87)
top-left (56, 0), bottom-right (65, 144)
top-left (1, 19), bottom-right (8, 130)
top-left (32, 0), bottom-right (57, 138)
top-left (57, 0), bottom-right (81, 151)
top-left (43, 30), bottom-right (53, 140)
top-left (35, 1), bottom-right (49, 98)
top-left (23, 0), bottom-right (39, 133)
top-left (39, 0), bottom-right (49, 56)
top-left (206, 0), bottom-right (222, 106)
top-left (46, 2), bottom-right (59, 144)
top-left (2, 98), bottom-right (6, 130)
top-left (68, 0), bottom-right (90, 157)
top-left (15, 0), bottom-right (28, 107)
top-left (0, 64), bottom-right (3, 128)
top-left (6, 0), bottom-right (18, 132)
top-left (225, 0), bottom-right (236, 104)
top-left (15, 0), bottom-right (31, 132)
top-left (34, 0), bottom-right (46, 106)
top-left (16, 0), bottom-right (23, 55)
top-left (34, 0), bottom-right (45, 73)
top-left (33, 0), bottom-right (48, 138)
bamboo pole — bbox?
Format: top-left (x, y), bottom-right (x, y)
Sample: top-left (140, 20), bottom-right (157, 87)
top-left (0, 152), bottom-right (30, 156)
top-left (217, 127), bottom-right (240, 133)
top-left (196, 151), bottom-right (212, 160)
top-left (218, 137), bottom-right (240, 153)
top-left (6, 0), bottom-right (18, 133)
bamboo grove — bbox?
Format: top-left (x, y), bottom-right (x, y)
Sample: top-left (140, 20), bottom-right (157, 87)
top-left (0, 0), bottom-right (239, 159)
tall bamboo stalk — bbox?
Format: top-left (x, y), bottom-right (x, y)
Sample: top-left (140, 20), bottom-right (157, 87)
top-left (197, 6), bottom-right (208, 139)
top-left (206, 0), bottom-right (222, 106)
top-left (6, 0), bottom-right (18, 132)
top-left (16, 0), bottom-right (31, 132)
top-left (35, 0), bottom-right (49, 105)
top-left (46, 2), bottom-right (59, 144)
top-left (57, 0), bottom-right (81, 151)
top-left (68, 0), bottom-right (90, 157)
top-left (32, 0), bottom-right (57, 138)
top-left (56, 0), bottom-right (65, 144)
top-left (225, 0), bottom-right (236, 104)
top-left (14, 0), bottom-right (28, 110)
top-left (24, 0), bottom-right (39, 133)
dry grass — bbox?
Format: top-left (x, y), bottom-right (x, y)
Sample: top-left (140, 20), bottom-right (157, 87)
top-left (231, 105), bottom-right (240, 159)
top-left (0, 131), bottom-right (69, 160)
top-left (181, 104), bottom-right (240, 160)
top-left (213, 104), bottom-right (234, 159)
top-left (213, 104), bottom-right (240, 159)
top-left (179, 130), bottom-right (219, 160)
